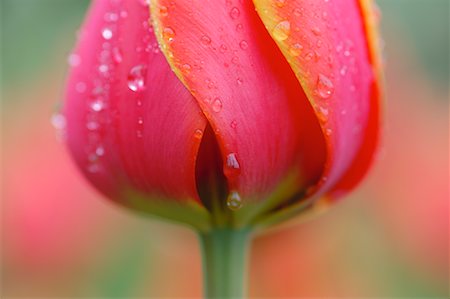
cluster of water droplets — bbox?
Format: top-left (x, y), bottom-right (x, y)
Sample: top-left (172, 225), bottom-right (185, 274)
top-left (69, 0), bottom-right (130, 174)
top-left (264, 0), bottom-right (367, 137)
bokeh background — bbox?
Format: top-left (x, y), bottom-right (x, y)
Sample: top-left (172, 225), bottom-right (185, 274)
top-left (1, 0), bottom-right (448, 298)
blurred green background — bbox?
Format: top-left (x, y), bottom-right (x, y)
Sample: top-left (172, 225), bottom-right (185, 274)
top-left (1, 0), bottom-right (449, 298)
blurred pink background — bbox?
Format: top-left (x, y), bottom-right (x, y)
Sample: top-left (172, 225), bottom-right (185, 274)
top-left (1, 0), bottom-right (448, 297)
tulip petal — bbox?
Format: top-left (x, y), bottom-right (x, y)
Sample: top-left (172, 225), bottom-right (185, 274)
top-left (64, 0), bottom-right (207, 205)
top-left (251, 0), bottom-right (381, 199)
top-left (150, 0), bottom-right (326, 199)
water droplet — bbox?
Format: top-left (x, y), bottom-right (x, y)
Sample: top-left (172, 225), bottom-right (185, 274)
top-left (231, 56), bottom-right (239, 65)
top-left (201, 35), bottom-right (212, 45)
top-left (316, 106), bottom-right (328, 123)
top-left (239, 40), bottom-right (249, 50)
top-left (102, 27), bottom-right (113, 40)
top-left (159, 5), bottom-right (168, 17)
top-left (325, 128), bottom-right (332, 136)
top-left (90, 99), bottom-right (105, 112)
top-left (293, 8), bottom-right (304, 17)
top-left (212, 98), bottom-right (223, 112)
top-left (340, 65), bottom-right (348, 76)
top-left (162, 27), bottom-right (175, 43)
top-left (127, 65), bottom-right (147, 92)
top-left (275, 0), bottom-right (286, 7)
top-left (236, 23), bottom-right (244, 32)
top-left (194, 129), bottom-right (203, 139)
top-left (289, 43), bottom-right (303, 56)
top-left (230, 120), bottom-right (237, 129)
top-left (316, 39), bottom-right (323, 48)
top-left (75, 82), bottom-right (87, 93)
top-left (229, 7), bottom-right (240, 19)
top-left (67, 53), bottom-right (81, 67)
top-left (311, 26), bottom-right (321, 36)
top-left (138, 0), bottom-right (150, 6)
top-left (98, 64), bottom-right (109, 73)
top-left (95, 145), bottom-right (105, 156)
top-left (236, 77), bottom-right (243, 85)
top-left (86, 120), bottom-right (100, 131)
top-left (316, 74), bottom-right (334, 99)
top-left (112, 47), bottom-right (123, 64)
top-left (104, 12), bottom-right (119, 22)
top-left (120, 10), bottom-right (128, 18)
top-left (304, 51), bottom-right (314, 61)
top-left (319, 106), bottom-right (329, 116)
top-left (206, 79), bottom-right (215, 89)
top-left (227, 191), bottom-right (243, 211)
top-left (273, 20), bottom-right (290, 41)
top-left (219, 44), bottom-right (228, 53)
top-left (226, 153), bottom-right (240, 170)
top-left (87, 163), bottom-right (101, 173)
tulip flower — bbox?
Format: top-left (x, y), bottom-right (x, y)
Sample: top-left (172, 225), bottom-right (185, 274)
top-left (63, 0), bottom-right (382, 297)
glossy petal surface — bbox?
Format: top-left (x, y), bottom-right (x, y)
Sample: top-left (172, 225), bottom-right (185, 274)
top-left (252, 0), bottom-right (380, 200)
top-left (64, 0), bottom-right (207, 202)
top-left (150, 0), bottom-right (326, 199)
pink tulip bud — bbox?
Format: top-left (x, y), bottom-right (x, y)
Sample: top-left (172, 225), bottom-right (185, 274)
top-left (64, 0), bottom-right (382, 230)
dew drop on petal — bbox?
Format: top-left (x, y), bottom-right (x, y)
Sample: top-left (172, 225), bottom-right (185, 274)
top-left (304, 52), bottom-right (314, 61)
top-left (112, 47), bottom-right (123, 64)
top-left (212, 98), bottom-right (223, 112)
top-left (102, 27), bottom-right (113, 40)
top-left (275, 0), bottom-right (286, 8)
top-left (127, 64), bottom-right (147, 92)
top-left (138, 0), bottom-right (150, 6)
top-left (159, 5), bottom-right (168, 17)
top-left (162, 27), bottom-right (175, 43)
top-left (239, 40), bottom-right (249, 50)
top-left (75, 82), bottom-right (87, 93)
top-left (95, 145), bottom-right (105, 156)
top-left (86, 120), bottom-right (100, 130)
top-left (229, 7), bottom-right (240, 19)
top-left (289, 43), bottom-right (303, 56)
top-left (98, 64), bottom-right (109, 73)
top-left (227, 191), bottom-right (243, 211)
top-left (316, 74), bottom-right (334, 99)
top-left (201, 35), bottom-right (212, 45)
top-left (87, 163), bottom-right (101, 173)
top-left (311, 26), bottom-right (321, 36)
top-left (219, 44), bottom-right (228, 53)
top-left (273, 20), bottom-right (290, 41)
top-left (194, 129), bottom-right (203, 139)
top-left (226, 153), bottom-right (240, 170)
top-left (294, 8), bottom-right (303, 17)
top-left (181, 63), bottom-right (192, 73)
top-left (90, 99), bottom-right (105, 112)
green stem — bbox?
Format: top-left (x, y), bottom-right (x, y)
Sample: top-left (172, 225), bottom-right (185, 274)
top-left (199, 228), bottom-right (252, 299)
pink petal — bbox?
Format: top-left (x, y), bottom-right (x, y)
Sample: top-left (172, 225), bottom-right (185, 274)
top-left (64, 0), bottom-right (207, 203)
top-left (150, 0), bottom-right (326, 199)
top-left (252, 0), bottom-right (381, 200)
